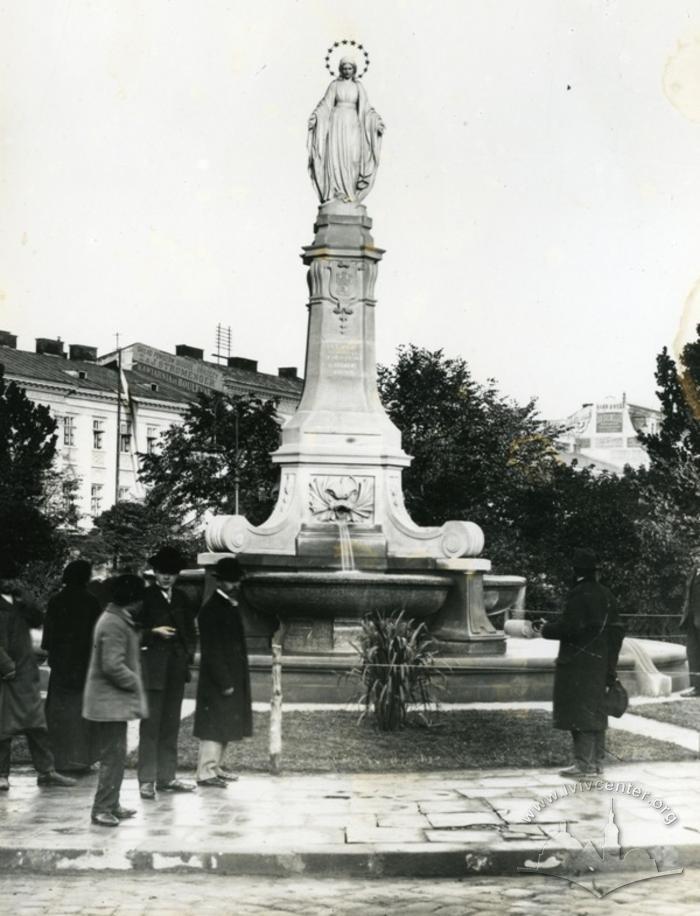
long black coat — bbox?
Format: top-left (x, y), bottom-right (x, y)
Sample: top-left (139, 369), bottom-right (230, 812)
top-left (0, 591), bottom-right (46, 738)
top-left (194, 590), bottom-right (252, 743)
top-left (42, 585), bottom-right (101, 690)
top-left (541, 578), bottom-right (625, 732)
top-left (140, 585), bottom-right (196, 691)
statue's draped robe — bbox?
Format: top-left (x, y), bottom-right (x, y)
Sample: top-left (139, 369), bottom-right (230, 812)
top-left (308, 78), bottom-right (383, 203)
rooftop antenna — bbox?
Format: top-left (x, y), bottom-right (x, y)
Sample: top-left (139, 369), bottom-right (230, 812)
top-left (213, 323), bottom-right (232, 365)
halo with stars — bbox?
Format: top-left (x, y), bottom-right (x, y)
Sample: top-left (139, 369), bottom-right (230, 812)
top-left (324, 40), bottom-right (370, 78)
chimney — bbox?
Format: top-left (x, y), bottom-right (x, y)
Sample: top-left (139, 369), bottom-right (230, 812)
top-left (176, 344), bottom-right (204, 361)
top-left (278, 367), bottom-right (298, 379)
top-left (69, 344), bottom-right (97, 362)
top-left (36, 337), bottom-right (66, 358)
top-left (0, 330), bottom-right (17, 349)
top-left (227, 356), bottom-right (258, 373)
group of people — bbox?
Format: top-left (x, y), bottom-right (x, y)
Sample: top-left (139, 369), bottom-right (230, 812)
top-left (0, 548), bottom-right (252, 828)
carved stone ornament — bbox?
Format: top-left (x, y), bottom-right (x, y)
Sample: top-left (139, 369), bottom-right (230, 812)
top-left (309, 475), bottom-right (374, 523)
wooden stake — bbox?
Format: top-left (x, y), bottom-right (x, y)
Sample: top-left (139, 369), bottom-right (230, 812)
top-left (269, 624), bottom-right (284, 774)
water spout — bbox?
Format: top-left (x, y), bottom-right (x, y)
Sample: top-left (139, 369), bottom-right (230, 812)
top-left (337, 520), bottom-right (355, 572)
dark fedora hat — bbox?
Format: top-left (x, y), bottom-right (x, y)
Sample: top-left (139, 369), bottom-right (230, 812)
top-left (213, 557), bottom-right (243, 582)
top-left (148, 546), bottom-right (186, 575)
top-left (572, 548), bottom-right (598, 571)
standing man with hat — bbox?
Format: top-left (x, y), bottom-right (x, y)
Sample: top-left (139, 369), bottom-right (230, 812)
top-left (533, 549), bottom-right (625, 778)
top-left (138, 546), bottom-right (197, 798)
top-left (194, 557), bottom-right (252, 787)
top-left (679, 558), bottom-right (700, 697)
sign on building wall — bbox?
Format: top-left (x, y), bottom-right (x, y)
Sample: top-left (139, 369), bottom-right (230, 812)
top-left (132, 344), bottom-right (225, 394)
top-left (596, 411), bottom-right (623, 434)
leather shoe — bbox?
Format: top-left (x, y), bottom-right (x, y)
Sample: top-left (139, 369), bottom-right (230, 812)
top-left (112, 806), bottom-right (137, 819)
top-left (680, 687), bottom-right (698, 698)
top-left (0, 776), bottom-right (9, 791)
top-left (156, 779), bottom-right (196, 793)
top-left (139, 782), bottom-right (157, 799)
top-left (558, 766), bottom-right (596, 779)
top-left (216, 770), bottom-right (239, 782)
top-left (91, 812), bottom-right (120, 828)
top-left (197, 777), bottom-right (228, 788)
top-left (37, 771), bottom-right (78, 787)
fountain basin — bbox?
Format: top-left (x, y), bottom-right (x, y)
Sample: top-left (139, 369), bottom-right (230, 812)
top-left (242, 569), bottom-right (451, 621)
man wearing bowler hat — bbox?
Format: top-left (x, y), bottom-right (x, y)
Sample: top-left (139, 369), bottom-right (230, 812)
top-left (138, 546), bottom-right (197, 798)
top-left (533, 548), bottom-right (625, 777)
top-left (194, 557), bottom-right (252, 787)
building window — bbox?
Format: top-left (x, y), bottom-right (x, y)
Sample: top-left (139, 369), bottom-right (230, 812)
top-left (63, 415), bottom-right (76, 447)
top-left (93, 418), bottom-right (105, 450)
top-left (146, 425), bottom-right (159, 454)
top-left (118, 486), bottom-right (130, 501)
top-left (90, 483), bottom-right (103, 516)
top-left (120, 420), bottom-right (132, 454)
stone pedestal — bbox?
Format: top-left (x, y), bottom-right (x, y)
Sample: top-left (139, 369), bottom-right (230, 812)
top-left (204, 202), bottom-right (484, 563)
top-left (430, 559), bottom-right (506, 656)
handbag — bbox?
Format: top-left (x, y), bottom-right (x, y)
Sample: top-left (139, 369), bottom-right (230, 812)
top-left (604, 679), bottom-right (629, 717)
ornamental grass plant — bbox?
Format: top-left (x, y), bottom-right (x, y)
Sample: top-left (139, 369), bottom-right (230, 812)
top-left (354, 609), bottom-right (442, 731)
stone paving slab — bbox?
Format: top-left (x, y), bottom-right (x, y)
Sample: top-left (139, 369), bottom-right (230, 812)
top-left (0, 762), bottom-right (699, 877)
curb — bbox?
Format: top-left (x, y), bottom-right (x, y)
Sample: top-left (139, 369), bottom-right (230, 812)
top-left (0, 840), bottom-right (691, 877)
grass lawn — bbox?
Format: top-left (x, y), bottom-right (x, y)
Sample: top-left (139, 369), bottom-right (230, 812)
top-left (632, 697), bottom-right (700, 731)
top-left (11, 710), bottom-right (694, 773)
top-left (118, 708), bottom-right (695, 773)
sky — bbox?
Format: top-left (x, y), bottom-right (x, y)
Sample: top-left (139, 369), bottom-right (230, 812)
top-left (1, 0), bottom-right (700, 418)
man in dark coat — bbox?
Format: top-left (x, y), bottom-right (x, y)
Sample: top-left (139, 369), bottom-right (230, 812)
top-left (137, 546), bottom-right (197, 798)
top-left (83, 574), bottom-right (148, 827)
top-left (194, 557), bottom-right (252, 788)
top-left (679, 562), bottom-right (700, 697)
top-left (534, 549), bottom-right (625, 777)
top-left (0, 559), bottom-right (77, 791)
top-left (42, 559), bottom-right (101, 771)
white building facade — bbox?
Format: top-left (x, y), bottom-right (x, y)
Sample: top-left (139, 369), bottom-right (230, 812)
top-left (553, 394), bottom-right (661, 473)
top-left (0, 334), bottom-right (302, 528)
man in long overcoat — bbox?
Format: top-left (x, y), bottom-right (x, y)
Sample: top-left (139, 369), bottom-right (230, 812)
top-left (137, 546), bottom-right (197, 798)
top-left (194, 557), bottom-right (252, 787)
top-left (679, 561), bottom-right (700, 697)
top-left (534, 549), bottom-right (625, 777)
top-left (83, 574), bottom-right (148, 826)
top-left (42, 559), bottom-right (101, 771)
top-left (0, 559), bottom-right (77, 791)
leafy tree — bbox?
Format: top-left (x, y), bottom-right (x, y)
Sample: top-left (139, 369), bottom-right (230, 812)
top-left (377, 345), bottom-right (560, 532)
top-left (0, 365), bottom-right (73, 586)
top-left (138, 391), bottom-right (282, 526)
top-left (0, 364), bottom-right (58, 505)
top-left (377, 346), bottom-right (653, 618)
top-left (80, 501), bottom-right (204, 571)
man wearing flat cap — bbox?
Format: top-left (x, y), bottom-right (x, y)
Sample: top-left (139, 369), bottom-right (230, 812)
top-left (193, 557), bottom-right (252, 787)
top-left (534, 548), bottom-right (625, 777)
top-left (137, 546), bottom-right (197, 798)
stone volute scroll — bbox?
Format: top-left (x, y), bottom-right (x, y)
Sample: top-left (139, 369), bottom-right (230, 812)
top-left (307, 41), bottom-right (385, 204)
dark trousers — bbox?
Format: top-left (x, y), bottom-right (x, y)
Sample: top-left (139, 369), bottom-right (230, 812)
top-left (686, 621), bottom-right (700, 689)
top-left (138, 673), bottom-right (186, 785)
top-left (571, 729), bottom-right (606, 772)
top-left (0, 727), bottom-right (55, 776)
top-left (92, 721), bottom-right (127, 815)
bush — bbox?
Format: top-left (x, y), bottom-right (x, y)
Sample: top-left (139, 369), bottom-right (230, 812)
top-left (354, 610), bottom-right (442, 731)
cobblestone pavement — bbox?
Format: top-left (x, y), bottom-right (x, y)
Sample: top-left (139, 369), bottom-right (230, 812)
top-left (0, 870), bottom-right (699, 915)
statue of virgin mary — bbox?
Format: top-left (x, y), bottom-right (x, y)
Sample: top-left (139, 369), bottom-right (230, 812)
top-left (307, 57), bottom-right (385, 204)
